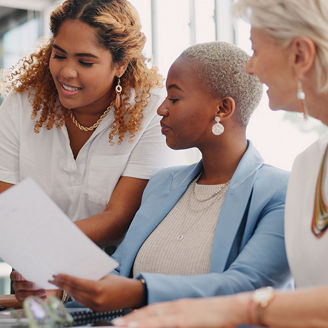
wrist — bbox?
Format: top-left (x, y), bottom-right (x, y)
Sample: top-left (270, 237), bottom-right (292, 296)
top-left (232, 293), bottom-right (253, 326)
top-left (61, 290), bottom-right (71, 303)
top-left (135, 277), bottom-right (148, 309)
top-left (247, 287), bottom-right (275, 326)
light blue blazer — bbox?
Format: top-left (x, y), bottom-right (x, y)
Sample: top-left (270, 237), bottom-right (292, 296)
top-left (112, 141), bottom-right (291, 304)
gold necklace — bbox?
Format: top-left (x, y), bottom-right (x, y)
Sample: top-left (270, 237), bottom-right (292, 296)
top-left (187, 177), bottom-right (229, 213)
top-left (176, 178), bottom-right (229, 241)
top-left (70, 105), bottom-right (111, 132)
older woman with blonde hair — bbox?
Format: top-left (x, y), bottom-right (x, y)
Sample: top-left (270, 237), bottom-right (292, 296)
top-left (116, 1), bottom-right (328, 327)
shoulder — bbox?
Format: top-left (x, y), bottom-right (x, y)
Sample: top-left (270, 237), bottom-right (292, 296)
top-left (253, 164), bottom-right (289, 205)
top-left (140, 86), bottom-right (165, 115)
top-left (126, 86), bottom-right (165, 126)
top-left (1, 90), bottom-right (32, 108)
top-left (129, 85), bottom-right (165, 105)
top-left (256, 164), bottom-right (289, 184)
top-left (292, 135), bottom-right (327, 172)
top-left (0, 90), bottom-right (32, 117)
top-left (149, 163), bottom-right (197, 185)
top-left (148, 86), bottom-right (166, 100)
top-left (142, 163), bottom-right (199, 195)
top-left (286, 136), bottom-right (326, 198)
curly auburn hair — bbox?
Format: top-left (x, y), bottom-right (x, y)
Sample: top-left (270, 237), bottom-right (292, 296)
top-left (6, 0), bottom-right (163, 143)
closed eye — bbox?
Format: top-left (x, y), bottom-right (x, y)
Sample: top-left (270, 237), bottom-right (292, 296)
top-left (79, 61), bottom-right (94, 67)
top-left (169, 98), bottom-right (179, 104)
top-left (53, 54), bottom-right (65, 60)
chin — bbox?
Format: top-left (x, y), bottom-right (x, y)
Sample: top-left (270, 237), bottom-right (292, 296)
top-left (166, 141), bottom-right (184, 150)
top-left (268, 101), bottom-right (299, 113)
top-left (267, 101), bottom-right (280, 111)
top-left (167, 144), bottom-right (180, 150)
top-left (58, 97), bottom-right (79, 110)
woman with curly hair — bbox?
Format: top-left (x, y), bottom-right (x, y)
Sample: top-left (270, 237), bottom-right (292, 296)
top-left (1, 0), bottom-right (174, 303)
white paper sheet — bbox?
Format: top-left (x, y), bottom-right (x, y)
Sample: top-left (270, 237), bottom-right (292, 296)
top-left (0, 178), bottom-right (118, 289)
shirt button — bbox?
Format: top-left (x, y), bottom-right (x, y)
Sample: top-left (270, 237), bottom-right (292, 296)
top-left (177, 234), bottom-right (184, 241)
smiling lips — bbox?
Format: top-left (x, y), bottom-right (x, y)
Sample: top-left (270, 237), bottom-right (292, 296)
top-left (60, 83), bottom-right (82, 96)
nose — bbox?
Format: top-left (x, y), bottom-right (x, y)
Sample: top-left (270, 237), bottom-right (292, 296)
top-left (60, 65), bottom-right (78, 80)
top-left (245, 57), bottom-right (254, 76)
top-left (157, 102), bottom-right (169, 117)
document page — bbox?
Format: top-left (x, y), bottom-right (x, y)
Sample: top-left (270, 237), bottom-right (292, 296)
top-left (0, 178), bottom-right (118, 289)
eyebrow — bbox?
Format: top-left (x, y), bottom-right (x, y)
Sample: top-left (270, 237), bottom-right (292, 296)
top-left (52, 44), bottom-right (99, 58)
top-left (167, 84), bottom-right (183, 91)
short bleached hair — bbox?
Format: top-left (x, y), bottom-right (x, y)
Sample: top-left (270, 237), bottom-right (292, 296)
top-left (233, 0), bottom-right (328, 93)
top-left (181, 41), bottom-right (262, 126)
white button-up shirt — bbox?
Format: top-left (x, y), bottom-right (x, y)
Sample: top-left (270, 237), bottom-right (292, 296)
top-left (0, 88), bottom-right (176, 221)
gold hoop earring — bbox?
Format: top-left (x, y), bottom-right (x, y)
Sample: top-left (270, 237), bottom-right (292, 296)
top-left (115, 77), bottom-right (123, 110)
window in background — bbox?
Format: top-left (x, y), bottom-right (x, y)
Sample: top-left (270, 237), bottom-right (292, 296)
top-left (2, 17), bottom-right (40, 68)
top-left (195, 0), bottom-right (216, 44)
top-left (0, 8), bottom-right (41, 69)
top-left (128, 0), bottom-right (152, 60)
top-left (151, 0), bottom-right (191, 77)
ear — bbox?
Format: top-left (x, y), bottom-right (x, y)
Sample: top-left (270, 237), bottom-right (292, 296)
top-left (115, 61), bottom-right (129, 79)
top-left (290, 36), bottom-right (316, 78)
top-left (217, 97), bottom-right (236, 120)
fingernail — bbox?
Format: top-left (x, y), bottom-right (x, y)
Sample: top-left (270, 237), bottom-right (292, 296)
top-left (112, 318), bottom-right (125, 325)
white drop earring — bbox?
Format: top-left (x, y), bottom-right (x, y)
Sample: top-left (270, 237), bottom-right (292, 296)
top-left (297, 80), bottom-right (308, 120)
top-left (212, 116), bottom-right (224, 136)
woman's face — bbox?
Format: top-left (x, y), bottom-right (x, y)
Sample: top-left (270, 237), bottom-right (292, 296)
top-left (157, 56), bottom-right (218, 150)
top-left (49, 19), bottom-right (122, 113)
top-left (246, 27), bottom-right (299, 112)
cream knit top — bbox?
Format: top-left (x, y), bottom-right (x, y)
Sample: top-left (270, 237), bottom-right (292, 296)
top-left (133, 177), bottom-right (230, 276)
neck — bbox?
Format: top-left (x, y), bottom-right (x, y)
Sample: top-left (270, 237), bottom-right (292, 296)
top-left (302, 76), bottom-right (328, 125)
top-left (306, 92), bottom-right (328, 125)
top-left (198, 129), bottom-right (247, 185)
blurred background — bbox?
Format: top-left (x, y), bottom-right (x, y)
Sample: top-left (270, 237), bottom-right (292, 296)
top-left (0, 0), bottom-right (324, 294)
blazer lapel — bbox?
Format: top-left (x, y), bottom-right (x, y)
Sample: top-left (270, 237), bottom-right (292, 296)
top-left (210, 141), bottom-right (263, 272)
